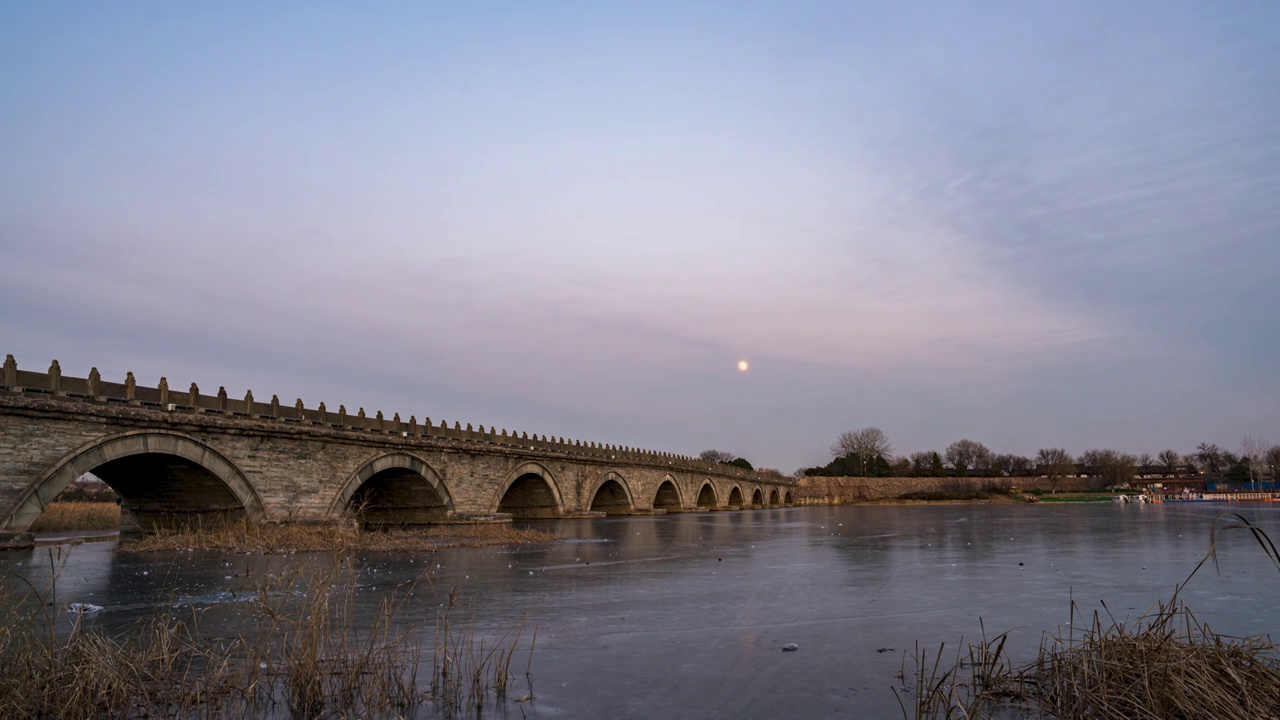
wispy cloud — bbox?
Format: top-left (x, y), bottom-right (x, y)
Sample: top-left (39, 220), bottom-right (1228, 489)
top-left (2, 1), bottom-right (1277, 471)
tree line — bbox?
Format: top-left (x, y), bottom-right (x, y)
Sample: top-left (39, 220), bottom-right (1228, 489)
top-left (782, 427), bottom-right (1280, 491)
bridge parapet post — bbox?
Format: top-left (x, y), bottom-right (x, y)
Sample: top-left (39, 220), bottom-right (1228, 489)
top-left (125, 372), bottom-right (137, 404)
top-left (2, 355), bottom-right (15, 388)
top-left (216, 386), bottom-right (228, 411)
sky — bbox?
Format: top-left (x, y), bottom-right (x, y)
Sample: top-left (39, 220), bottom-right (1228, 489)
top-left (2, 1), bottom-right (1277, 472)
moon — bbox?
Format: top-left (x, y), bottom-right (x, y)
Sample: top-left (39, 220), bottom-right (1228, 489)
top-left (737, 360), bottom-right (749, 372)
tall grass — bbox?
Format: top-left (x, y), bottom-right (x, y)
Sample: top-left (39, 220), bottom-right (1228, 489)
top-left (431, 584), bottom-right (534, 715)
top-left (124, 517), bottom-right (556, 553)
top-left (0, 553), bottom-right (536, 719)
top-left (898, 513), bottom-right (1280, 719)
top-left (28, 501), bottom-right (120, 532)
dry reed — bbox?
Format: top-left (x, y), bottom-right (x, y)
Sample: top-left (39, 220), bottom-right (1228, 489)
top-left (28, 501), bottom-right (121, 533)
top-left (0, 551), bottom-right (536, 719)
top-left (899, 513), bottom-right (1280, 720)
top-left (124, 517), bottom-right (557, 553)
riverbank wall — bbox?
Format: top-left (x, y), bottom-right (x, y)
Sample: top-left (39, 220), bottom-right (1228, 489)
top-left (793, 475), bottom-right (1101, 504)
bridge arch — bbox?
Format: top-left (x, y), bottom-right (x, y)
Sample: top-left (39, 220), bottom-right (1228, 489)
top-left (652, 475), bottom-right (683, 512)
top-left (493, 462), bottom-right (564, 519)
top-left (2, 430), bottom-right (264, 533)
top-left (331, 453), bottom-right (454, 526)
top-left (588, 471), bottom-right (634, 515)
top-left (769, 489), bottom-right (780, 506)
top-left (784, 490), bottom-right (793, 505)
top-left (727, 485), bottom-right (745, 509)
top-left (696, 481), bottom-right (718, 509)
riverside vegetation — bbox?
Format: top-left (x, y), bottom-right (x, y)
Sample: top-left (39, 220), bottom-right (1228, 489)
top-left (28, 501), bottom-right (120, 532)
top-left (761, 427), bottom-right (1280, 491)
top-left (26, 500), bottom-right (556, 553)
top-left (898, 514), bottom-right (1280, 719)
top-left (124, 517), bottom-right (557, 554)
top-left (0, 553), bottom-right (536, 719)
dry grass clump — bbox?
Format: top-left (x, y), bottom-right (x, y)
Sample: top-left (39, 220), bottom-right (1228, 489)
top-left (0, 595), bottom-right (254, 718)
top-left (901, 513), bottom-right (1280, 720)
top-left (1033, 602), bottom-right (1280, 719)
top-left (432, 585), bottom-right (536, 714)
top-left (902, 602), bottom-right (1280, 720)
top-left (124, 517), bottom-right (557, 553)
top-left (0, 552), bottom-right (536, 719)
top-left (28, 501), bottom-right (120, 532)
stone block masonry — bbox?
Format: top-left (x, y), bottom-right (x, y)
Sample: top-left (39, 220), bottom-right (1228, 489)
top-left (0, 355), bottom-right (793, 534)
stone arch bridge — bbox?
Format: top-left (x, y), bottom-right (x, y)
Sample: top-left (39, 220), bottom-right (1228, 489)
top-left (0, 357), bottom-right (794, 541)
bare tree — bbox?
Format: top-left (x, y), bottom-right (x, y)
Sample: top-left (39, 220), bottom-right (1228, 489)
top-left (910, 451), bottom-right (943, 477)
top-left (910, 451), bottom-right (930, 476)
top-left (1195, 442), bottom-right (1225, 474)
top-left (1240, 436), bottom-right (1269, 485)
top-left (1181, 454), bottom-right (1199, 473)
top-left (1008, 455), bottom-right (1034, 476)
top-left (1138, 453), bottom-right (1155, 473)
top-left (945, 439), bottom-right (991, 477)
top-left (831, 427), bottom-right (893, 459)
top-left (1081, 449), bottom-right (1137, 489)
top-left (1079, 449), bottom-right (1104, 474)
top-left (1036, 448), bottom-right (1074, 493)
top-left (1157, 449), bottom-right (1180, 475)
top-left (1267, 446), bottom-right (1280, 482)
top-left (831, 427), bottom-right (893, 477)
top-left (993, 454), bottom-right (1015, 477)
top-left (1112, 453), bottom-right (1139, 488)
top-left (699, 449), bottom-right (736, 464)
top-left (890, 456), bottom-right (912, 477)
top-left (991, 454), bottom-right (1033, 477)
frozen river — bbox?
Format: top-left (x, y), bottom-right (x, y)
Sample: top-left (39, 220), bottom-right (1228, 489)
top-left (6, 503), bottom-right (1280, 718)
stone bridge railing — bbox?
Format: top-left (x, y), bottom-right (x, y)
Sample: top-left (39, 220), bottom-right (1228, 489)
top-left (1, 354), bottom-right (788, 486)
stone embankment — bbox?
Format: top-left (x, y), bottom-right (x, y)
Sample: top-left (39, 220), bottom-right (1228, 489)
top-left (794, 475), bottom-right (1100, 504)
